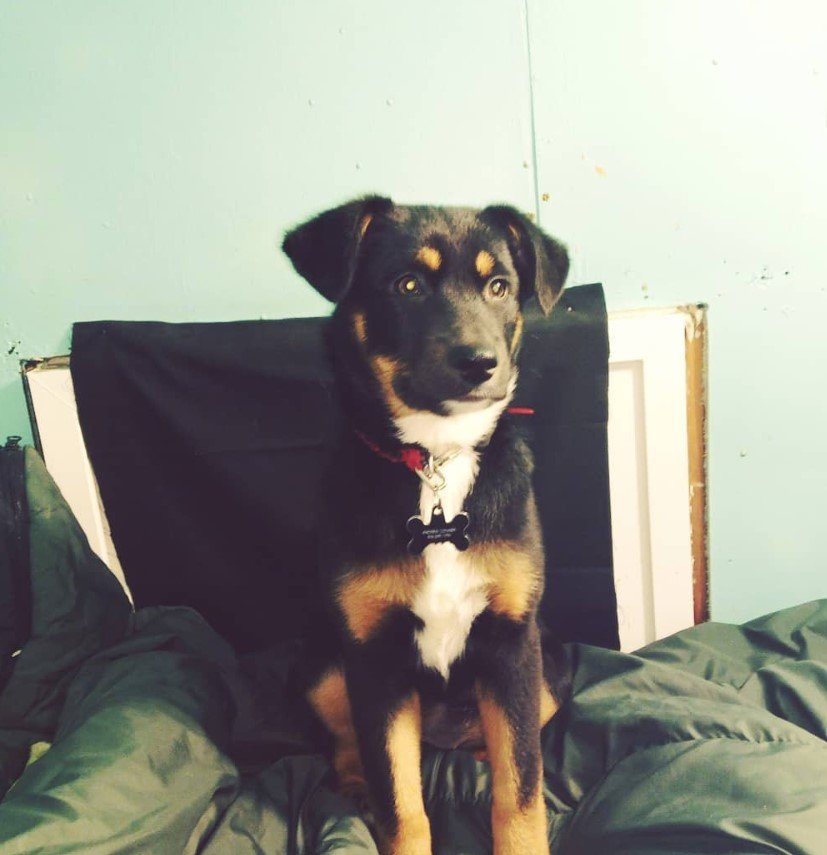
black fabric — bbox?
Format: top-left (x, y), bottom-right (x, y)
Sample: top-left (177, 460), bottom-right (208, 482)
top-left (70, 283), bottom-right (618, 653)
top-left (0, 439), bottom-right (31, 690)
top-left (514, 288), bottom-right (617, 648)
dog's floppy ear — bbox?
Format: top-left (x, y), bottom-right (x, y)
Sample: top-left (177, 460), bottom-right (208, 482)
top-left (282, 195), bottom-right (393, 303)
top-left (481, 205), bottom-right (569, 314)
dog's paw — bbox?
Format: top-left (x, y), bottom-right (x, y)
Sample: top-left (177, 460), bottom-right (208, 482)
top-left (331, 743), bottom-right (375, 824)
top-left (338, 774), bottom-right (374, 821)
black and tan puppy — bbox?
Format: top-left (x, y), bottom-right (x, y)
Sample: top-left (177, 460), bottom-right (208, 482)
top-left (283, 197), bottom-right (569, 855)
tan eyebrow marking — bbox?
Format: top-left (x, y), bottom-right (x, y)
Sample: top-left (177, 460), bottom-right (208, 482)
top-left (415, 245), bottom-right (442, 271)
top-left (475, 250), bottom-right (496, 278)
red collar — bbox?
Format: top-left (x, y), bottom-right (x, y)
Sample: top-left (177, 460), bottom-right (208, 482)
top-left (354, 430), bottom-right (426, 472)
top-left (353, 407), bottom-right (533, 473)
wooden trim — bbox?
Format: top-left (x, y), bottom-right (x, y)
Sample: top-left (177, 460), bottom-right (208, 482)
top-left (681, 305), bottom-right (709, 624)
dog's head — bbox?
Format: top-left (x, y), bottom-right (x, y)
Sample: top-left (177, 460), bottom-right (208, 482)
top-left (283, 197), bottom-right (568, 444)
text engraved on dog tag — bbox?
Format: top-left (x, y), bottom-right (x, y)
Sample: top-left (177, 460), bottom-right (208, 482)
top-left (406, 506), bottom-right (470, 554)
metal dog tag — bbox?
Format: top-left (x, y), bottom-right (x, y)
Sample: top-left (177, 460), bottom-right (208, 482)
top-left (406, 505), bottom-right (470, 554)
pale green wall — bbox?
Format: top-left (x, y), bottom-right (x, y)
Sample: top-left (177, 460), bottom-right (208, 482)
top-left (527, 1), bottom-right (827, 623)
top-left (0, 0), bottom-right (536, 439)
top-left (1, 1), bottom-right (825, 623)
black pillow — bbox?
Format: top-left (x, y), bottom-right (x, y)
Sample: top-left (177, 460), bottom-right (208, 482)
top-left (71, 284), bottom-right (618, 652)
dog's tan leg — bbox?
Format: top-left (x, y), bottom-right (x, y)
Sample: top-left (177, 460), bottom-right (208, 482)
top-left (474, 620), bottom-right (550, 855)
top-left (477, 691), bottom-right (548, 854)
top-left (307, 668), bottom-right (366, 801)
top-left (307, 667), bottom-right (432, 855)
top-left (375, 693), bottom-right (431, 855)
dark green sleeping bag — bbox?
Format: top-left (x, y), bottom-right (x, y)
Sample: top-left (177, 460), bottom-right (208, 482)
top-left (1, 445), bottom-right (825, 854)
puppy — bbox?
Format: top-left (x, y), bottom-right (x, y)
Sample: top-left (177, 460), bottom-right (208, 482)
top-left (283, 197), bottom-right (569, 855)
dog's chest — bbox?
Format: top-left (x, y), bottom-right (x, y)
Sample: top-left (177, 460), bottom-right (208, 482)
top-left (410, 452), bottom-right (488, 679)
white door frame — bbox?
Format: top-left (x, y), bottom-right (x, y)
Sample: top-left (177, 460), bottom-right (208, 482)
top-left (608, 307), bottom-right (704, 650)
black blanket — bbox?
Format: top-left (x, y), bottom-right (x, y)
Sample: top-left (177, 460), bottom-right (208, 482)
top-left (69, 284), bottom-right (617, 652)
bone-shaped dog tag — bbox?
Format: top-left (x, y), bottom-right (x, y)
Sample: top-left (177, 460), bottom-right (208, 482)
top-left (406, 506), bottom-right (470, 555)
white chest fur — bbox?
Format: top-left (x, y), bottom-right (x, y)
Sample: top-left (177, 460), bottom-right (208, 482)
top-left (409, 451), bottom-right (488, 679)
top-left (394, 401), bottom-right (513, 679)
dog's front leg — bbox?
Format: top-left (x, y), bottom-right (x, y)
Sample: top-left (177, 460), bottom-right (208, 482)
top-left (475, 618), bottom-right (549, 855)
top-left (345, 649), bottom-right (431, 855)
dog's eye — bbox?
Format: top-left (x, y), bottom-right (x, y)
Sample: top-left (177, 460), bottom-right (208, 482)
top-left (396, 276), bottom-right (424, 297)
top-left (487, 278), bottom-right (510, 300)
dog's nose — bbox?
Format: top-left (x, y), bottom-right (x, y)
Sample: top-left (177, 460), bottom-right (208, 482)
top-left (449, 346), bottom-right (498, 386)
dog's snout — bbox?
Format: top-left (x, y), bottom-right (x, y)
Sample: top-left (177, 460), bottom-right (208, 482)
top-left (449, 346), bottom-right (498, 386)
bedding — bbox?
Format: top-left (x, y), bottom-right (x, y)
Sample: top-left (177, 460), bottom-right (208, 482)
top-left (1, 445), bottom-right (825, 854)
